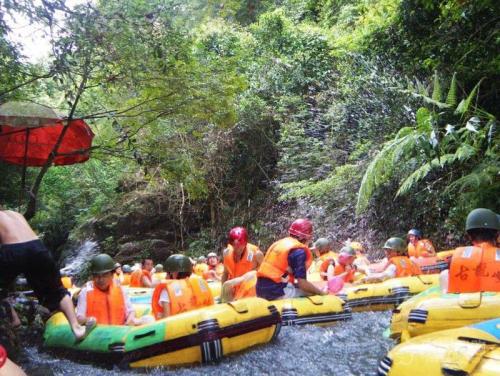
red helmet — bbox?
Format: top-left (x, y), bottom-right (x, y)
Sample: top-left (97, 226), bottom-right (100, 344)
top-left (288, 218), bottom-right (313, 240)
top-left (228, 227), bottom-right (248, 246)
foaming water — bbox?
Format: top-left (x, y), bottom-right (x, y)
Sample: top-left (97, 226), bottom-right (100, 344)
top-left (60, 240), bottom-right (98, 275)
top-left (20, 311), bottom-right (393, 375)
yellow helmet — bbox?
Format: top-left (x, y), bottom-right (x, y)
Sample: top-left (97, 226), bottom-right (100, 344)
top-left (349, 241), bottom-right (363, 252)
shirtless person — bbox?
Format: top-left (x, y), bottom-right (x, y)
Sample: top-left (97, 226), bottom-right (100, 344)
top-left (0, 209), bottom-right (89, 340)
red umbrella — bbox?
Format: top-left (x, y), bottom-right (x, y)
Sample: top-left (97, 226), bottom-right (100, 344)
top-left (0, 101), bottom-right (94, 166)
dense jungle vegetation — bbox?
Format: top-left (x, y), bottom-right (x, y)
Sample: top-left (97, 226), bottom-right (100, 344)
top-left (0, 0), bottom-right (498, 263)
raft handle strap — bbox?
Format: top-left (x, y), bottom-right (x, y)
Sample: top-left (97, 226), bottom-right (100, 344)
top-left (457, 336), bottom-right (499, 346)
top-left (415, 276), bottom-right (434, 285)
top-left (133, 330), bottom-right (156, 340)
top-left (353, 287), bottom-right (368, 293)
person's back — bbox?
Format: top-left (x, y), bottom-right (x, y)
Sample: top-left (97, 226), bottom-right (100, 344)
top-left (0, 209), bottom-right (88, 340)
top-left (445, 208), bottom-right (500, 293)
top-left (0, 210), bottom-right (38, 244)
top-left (152, 255), bottom-right (213, 319)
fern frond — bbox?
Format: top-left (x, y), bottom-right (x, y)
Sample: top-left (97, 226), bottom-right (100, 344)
top-left (445, 161), bottom-right (499, 194)
top-left (455, 78), bottom-right (484, 116)
top-left (396, 154), bottom-right (455, 196)
top-left (356, 142), bottom-right (397, 213)
top-left (446, 72), bottom-right (457, 106)
top-left (432, 71), bottom-right (441, 102)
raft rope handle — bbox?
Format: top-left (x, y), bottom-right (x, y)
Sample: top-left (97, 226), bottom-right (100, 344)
top-left (353, 287), bottom-right (368, 293)
top-left (415, 275), bottom-right (434, 285)
top-left (133, 330), bottom-right (156, 340)
top-left (457, 336), bottom-right (499, 346)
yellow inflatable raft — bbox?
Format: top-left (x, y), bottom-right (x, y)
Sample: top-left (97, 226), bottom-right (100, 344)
top-left (272, 295), bottom-right (351, 326)
top-left (337, 274), bottom-right (440, 312)
top-left (379, 318), bottom-right (500, 376)
top-left (44, 297), bottom-right (280, 369)
top-left (390, 286), bottom-right (500, 341)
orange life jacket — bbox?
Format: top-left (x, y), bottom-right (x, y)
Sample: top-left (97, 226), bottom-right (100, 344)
top-left (257, 237), bottom-right (313, 283)
top-left (408, 239), bottom-right (436, 258)
top-left (388, 256), bottom-right (422, 277)
top-left (334, 264), bottom-right (356, 283)
top-left (203, 263), bottom-right (224, 280)
top-left (121, 274), bottom-right (131, 286)
top-left (130, 269), bottom-right (152, 287)
top-left (85, 281), bottom-right (126, 325)
top-left (448, 242), bottom-right (500, 293)
top-left (61, 276), bottom-right (72, 289)
top-left (234, 273), bottom-right (257, 300)
top-left (223, 243), bottom-right (260, 280)
top-left (151, 276), bottom-right (213, 319)
top-left (319, 252), bottom-right (336, 281)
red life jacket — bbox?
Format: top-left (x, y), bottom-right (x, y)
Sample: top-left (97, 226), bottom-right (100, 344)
top-left (448, 242), bottom-right (500, 293)
top-left (85, 281), bottom-right (126, 325)
top-left (257, 237), bottom-right (313, 283)
top-left (223, 243), bottom-right (260, 280)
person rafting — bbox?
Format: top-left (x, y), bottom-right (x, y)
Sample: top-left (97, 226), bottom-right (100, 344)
top-left (113, 263), bottom-right (124, 285)
top-left (314, 238), bottom-right (337, 281)
top-left (220, 227), bottom-right (263, 302)
top-left (152, 264), bottom-right (166, 283)
top-left (193, 256), bottom-right (209, 277)
top-left (203, 252), bottom-right (224, 281)
top-left (334, 246), bottom-right (357, 283)
top-left (407, 229), bottom-right (436, 259)
top-left (360, 237), bottom-right (421, 283)
top-left (442, 208), bottom-right (500, 293)
top-left (256, 218), bottom-right (327, 300)
top-left (76, 254), bottom-right (140, 326)
top-left (350, 241), bottom-right (370, 270)
top-left (0, 209), bottom-right (90, 341)
top-left (151, 254), bottom-right (213, 319)
top-left (130, 258), bottom-right (154, 287)
top-left (120, 264), bottom-right (132, 285)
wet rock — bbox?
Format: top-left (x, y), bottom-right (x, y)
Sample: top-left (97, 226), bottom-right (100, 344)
top-left (114, 239), bottom-right (173, 263)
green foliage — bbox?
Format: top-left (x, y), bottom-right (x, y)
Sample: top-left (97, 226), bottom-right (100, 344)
top-left (357, 75), bottom-right (499, 216)
top-left (1, 0), bottom-right (497, 257)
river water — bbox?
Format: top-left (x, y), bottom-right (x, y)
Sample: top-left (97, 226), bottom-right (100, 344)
top-left (19, 311), bottom-right (392, 376)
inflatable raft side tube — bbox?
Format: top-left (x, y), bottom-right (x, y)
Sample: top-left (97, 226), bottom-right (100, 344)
top-left (280, 308), bottom-right (352, 326)
top-left (119, 305), bottom-right (280, 367)
top-left (45, 303), bottom-right (280, 368)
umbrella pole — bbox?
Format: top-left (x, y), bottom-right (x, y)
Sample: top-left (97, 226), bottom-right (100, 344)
top-left (20, 128), bottom-right (30, 205)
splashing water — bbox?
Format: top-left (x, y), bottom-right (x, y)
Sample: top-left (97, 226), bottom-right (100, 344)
top-left (60, 240), bottom-right (99, 276)
top-left (20, 311), bottom-right (393, 375)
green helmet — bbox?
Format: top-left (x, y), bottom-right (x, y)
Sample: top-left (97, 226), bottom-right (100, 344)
top-left (313, 238), bottom-right (331, 250)
top-left (465, 208), bottom-right (499, 231)
top-left (155, 264), bottom-right (164, 272)
top-left (383, 237), bottom-right (406, 253)
top-left (165, 254), bottom-right (192, 273)
top-left (197, 256), bottom-right (207, 263)
top-left (90, 254), bottom-right (116, 275)
top-left (339, 245), bottom-right (356, 257)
